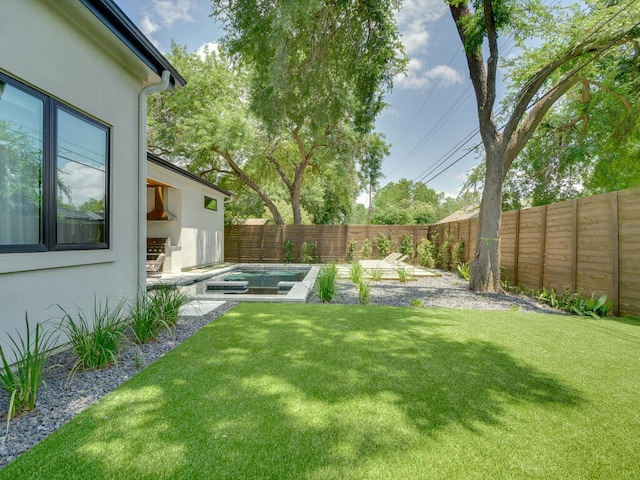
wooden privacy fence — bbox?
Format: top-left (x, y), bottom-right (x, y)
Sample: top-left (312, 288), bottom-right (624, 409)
top-left (224, 188), bottom-right (640, 317)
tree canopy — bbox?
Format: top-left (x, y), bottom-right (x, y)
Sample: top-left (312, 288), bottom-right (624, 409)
top-left (448, 0), bottom-right (640, 292)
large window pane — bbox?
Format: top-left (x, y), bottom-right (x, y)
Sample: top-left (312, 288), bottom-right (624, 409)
top-left (0, 81), bottom-right (44, 246)
top-left (56, 108), bottom-right (107, 245)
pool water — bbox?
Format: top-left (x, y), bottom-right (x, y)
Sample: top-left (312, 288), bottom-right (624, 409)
top-left (223, 269), bottom-right (309, 289)
top-left (192, 264), bottom-right (315, 297)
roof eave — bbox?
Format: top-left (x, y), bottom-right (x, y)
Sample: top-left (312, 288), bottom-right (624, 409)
top-left (78, 0), bottom-right (186, 88)
top-left (147, 152), bottom-right (233, 198)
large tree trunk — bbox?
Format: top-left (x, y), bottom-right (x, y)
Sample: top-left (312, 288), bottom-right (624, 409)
top-left (470, 146), bottom-right (504, 292)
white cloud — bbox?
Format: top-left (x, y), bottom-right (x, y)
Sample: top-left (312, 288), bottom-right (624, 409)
top-left (140, 14), bottom-right (160, 37)
top-left (395, 60), bottom-right (463, 90)
top-left (59, 162), bottom-right (105, 208)
top-left (195, 42), bottom-right (219, 60)
top-left (396, 0), bottom-right (448, 54)
top-left (152, 0), bottom-right (195, 27)
top-left (137, 0), bottom-right (196, 50)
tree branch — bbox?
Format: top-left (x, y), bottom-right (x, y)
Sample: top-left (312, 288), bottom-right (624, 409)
top-left (503, 26), bottom-right (640, 144)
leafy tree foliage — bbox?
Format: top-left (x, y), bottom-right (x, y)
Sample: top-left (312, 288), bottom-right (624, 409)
top-left (211, 0), bottom-right (406, 224)
top-left (368, 179), bottom-right (469, 225)
top-left (148, 44), bottom-right (383, 225)
top-left (448, 0), bottom-right (640, 292)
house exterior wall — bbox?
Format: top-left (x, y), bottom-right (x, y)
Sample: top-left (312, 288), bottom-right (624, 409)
top-left (147, 162), bottom-right (226, 272)
top-left (0, 1), bottom-right (154, 360)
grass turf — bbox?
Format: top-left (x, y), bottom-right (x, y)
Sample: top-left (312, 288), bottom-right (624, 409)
top-left (2, 304), bottom-right (639, 479)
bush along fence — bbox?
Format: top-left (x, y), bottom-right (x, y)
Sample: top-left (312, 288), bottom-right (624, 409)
top-left (224, 188), bottom-right (640, 317)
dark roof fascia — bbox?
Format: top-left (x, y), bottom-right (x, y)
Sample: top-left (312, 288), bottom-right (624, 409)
top-left (79, 0), bottom-right (186, 88)
top-left (147, 152), bottom-right (232, 198)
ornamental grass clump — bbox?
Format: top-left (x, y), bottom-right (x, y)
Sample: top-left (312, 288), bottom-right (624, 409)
top-left (349, 262), bottom-right (363, 284)
top-left (127, 289), bottom-right (172, 345)
top-left (317, 263), bottom-right (338, 303)
top-left (357, 280), bottom-right (371, 304)
top-left (0, 315), bottom-right (55, 425)
top-left (150, 285), bottom-right (189, 327)
top-left (59, 297), bottom-right (128, 372)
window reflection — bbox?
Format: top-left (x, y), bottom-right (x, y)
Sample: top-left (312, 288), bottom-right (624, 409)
top-left (56, 109), bottom-right (107, 245)
top-left (0, 81), bottom-right (44, 246)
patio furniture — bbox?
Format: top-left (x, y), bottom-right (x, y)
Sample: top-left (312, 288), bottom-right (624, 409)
top-left (146, 253), bottom-right (166, 276)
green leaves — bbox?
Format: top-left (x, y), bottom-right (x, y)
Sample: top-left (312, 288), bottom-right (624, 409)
top-left (213, 0), bottom-right (406, 133)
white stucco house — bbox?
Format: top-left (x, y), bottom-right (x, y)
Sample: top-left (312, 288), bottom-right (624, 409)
top-left (0, 0), bottom-right (187, 361)
top-left (146, 153), bottom-right (231, 274)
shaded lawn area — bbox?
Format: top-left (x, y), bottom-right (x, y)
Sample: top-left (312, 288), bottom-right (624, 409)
top-left (2, 304), bottom-right (640, 479)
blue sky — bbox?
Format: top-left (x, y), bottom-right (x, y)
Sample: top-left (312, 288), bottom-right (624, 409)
top-left (116, 0), bottom-right (486, 198)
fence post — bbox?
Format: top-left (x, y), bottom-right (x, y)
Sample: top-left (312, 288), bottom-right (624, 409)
top-left (539, 205), bottom-right (548, 289)
top-left (513, 210), bottom-right (520, 286)
top-left (571, 199), bottom-right (578, 292)
top-left (611, 192), bottom-right (620, 316)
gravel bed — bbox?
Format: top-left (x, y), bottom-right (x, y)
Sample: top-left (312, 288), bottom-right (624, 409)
top-left (0, 272), bottom-right (558, 469)
top-left (310, 269), bottom-right (560, 314)
top-left (0, 302), bottom-right (237, 469)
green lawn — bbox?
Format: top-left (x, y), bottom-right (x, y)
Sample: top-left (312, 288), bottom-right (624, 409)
top-left (2, 304), bottom-right (640, 479)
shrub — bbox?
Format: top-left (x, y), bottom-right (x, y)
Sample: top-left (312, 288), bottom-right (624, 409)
top-left (360, 239), bottom-right (372, 260)
top-left (127, 289), bottom-right (172, 345)
top-left (59, 297), bottom-right (128, 372)
top-left (456, 262), bottom-right (471, 281)
top-left (397, 267), bottom-right (414, 283)
top-left (349, 262), bottom-right (363, 284)
top-left (0, 315), bottom-right (55, 423)
top-left (300, 242), bottom-right (316, 264)
top-left (374, 233), bottom-right (393, 259)
top-left (150, 285), bottom-right (189, 328)
top-left (563, 291), bottom-right (612, 318)
top-left (452, 241), bottom-right (465, 269)
top-left (369, 267), bottom-right (383, 281)
top-left (357, 280), bottom-right (371, 305)
top-left (417, 238), bottom-right (435, 268)
top-left (317, 263), bottom-right (338, 303)
top-left (283, 240), bottom-right (294, 263)
top-left (399, 233), bottom-right (414, 262)
top-left (347, 240), bottom-right (357, 262)
top-left (436, 234), bottom-right (453, 270)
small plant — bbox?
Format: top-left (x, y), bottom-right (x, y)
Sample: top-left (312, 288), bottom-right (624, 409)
top-left (537, 287), bottom-right (560, 309)
top-left (127, 289), bottom-right (172, 345)
top-left (437, 233), bottom-right (453, 270)
top-left (357, 280), bottom-right (372, 304)
top-left (59, 297), bottom-right (128, 372)
top-left (350, 262), bottom-right (363, 284)
top-left (410, 298), bottom-right (423, 307)
top-left (369, 267), bottom-right (383, 281)
top-left (509, 305), bottom-right (521, 312)
top-left (374, 232), bottom-right (393, 259)
top-left (150, 285), bottom-right (189, 327)
top-left (452, 241), bottom-right (465, 269)
top-left (568, 292), bottom-right (612, 318)
top-left (456, 262), bottom-right (471, 281)
top-left (317, 263), bottom-right (338, 303)
top-left (417, 237), bottom-right (435, 268)
top-left (399, 233), bottom-right (414, 262)
top-left (283, 240), bottom-right (294, 263)
top-left (347, 240), bottom-right (357, 262)
top-left (0, 315), bottom-right (55, 425)
top-left (360, 239), bottom-right (372, 260)
top-left (397, 267), bottom-right (413, 283)
top-left (300, 242), bottom-right (317, 264)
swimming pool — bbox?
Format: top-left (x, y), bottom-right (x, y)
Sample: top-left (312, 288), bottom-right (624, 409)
top-left (186, 264), bottom-right (320, 303)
